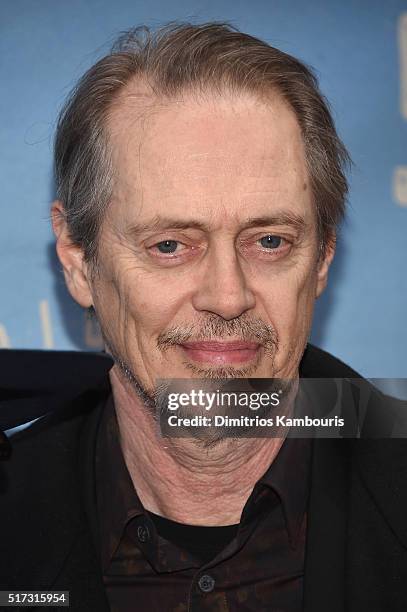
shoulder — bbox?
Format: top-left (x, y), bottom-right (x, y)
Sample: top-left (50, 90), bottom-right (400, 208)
top-left (0, 347), bottom-right (114, 395)
top-left (0, 385), bottom-right (108, 495)
top-left (0, 348), bottom-right (113, 490)
top-left (0, 375), bottom-right (109, 594)
top-left (300, 343), bottom-right (362, 378)
top-left (0, 358), bottom-right (110, 560)
top-left (0, 348), bottom-right (114, 430)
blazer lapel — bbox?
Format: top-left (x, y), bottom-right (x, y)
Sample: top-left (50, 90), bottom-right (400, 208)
top-left (352, 385), bottom-right (407, 551)
top-left (354, 439), bottom-right (407, 551)
top-left (51, 387), bottom-right (112, 611)
top-left (303, 438), bottom-right (350, 612)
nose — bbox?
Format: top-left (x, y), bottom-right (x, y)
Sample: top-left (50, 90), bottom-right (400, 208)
top-left (191, 245), bottom-right (256, 320)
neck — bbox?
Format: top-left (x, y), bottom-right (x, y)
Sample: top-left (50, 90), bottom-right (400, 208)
top-left (109, 367), bottom-right (288, 526)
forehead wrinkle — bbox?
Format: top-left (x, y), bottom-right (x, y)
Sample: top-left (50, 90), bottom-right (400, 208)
top-left (120, 169), bottom-right (308, 202)
top-left (109, 93), bottom-right (308, 195)
top-left (124, 95), bottom-right (305, 176)
top-left (140, 149), bottom-right (309, 193)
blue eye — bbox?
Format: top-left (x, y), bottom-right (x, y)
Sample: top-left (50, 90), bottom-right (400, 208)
top-left (156, 240), bottom-right (178, 253)
top-left (259, 235), bottom-right (282, 249)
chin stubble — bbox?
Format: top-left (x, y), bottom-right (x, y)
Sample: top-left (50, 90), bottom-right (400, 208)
top-left (100, 314), bottom-right (281, 446)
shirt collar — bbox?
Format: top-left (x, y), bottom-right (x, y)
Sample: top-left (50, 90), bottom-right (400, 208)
top-left (258, 435), bottom-right (312, 548)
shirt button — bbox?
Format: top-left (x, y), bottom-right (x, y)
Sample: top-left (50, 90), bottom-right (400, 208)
top-left (137, 524), bottom-right (150, 543)
top-left (198, 574), bottom-right (215, 593)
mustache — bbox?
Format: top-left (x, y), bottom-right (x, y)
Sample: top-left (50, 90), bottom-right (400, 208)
top-left (156, 315), bottom-right (279, 355)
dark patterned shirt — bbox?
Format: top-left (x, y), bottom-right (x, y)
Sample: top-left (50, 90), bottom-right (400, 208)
top-left (95, 393), bottom-right (311, 612)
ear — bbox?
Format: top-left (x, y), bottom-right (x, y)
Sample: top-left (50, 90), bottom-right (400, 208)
top-left (51, 200), bottom-right (93, 308)
top-left (315, 234), bottom-right (336, 298)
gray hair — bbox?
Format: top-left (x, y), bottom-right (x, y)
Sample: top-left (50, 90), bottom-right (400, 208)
top-left (54, 21), bottom-right (351, 281)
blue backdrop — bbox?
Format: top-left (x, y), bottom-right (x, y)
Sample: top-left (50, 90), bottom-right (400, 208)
top-left (1, 0), bottom-right (406, 379)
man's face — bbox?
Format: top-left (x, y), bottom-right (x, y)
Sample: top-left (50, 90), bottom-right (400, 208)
top-left (80, 90), bottom-right (332, 392)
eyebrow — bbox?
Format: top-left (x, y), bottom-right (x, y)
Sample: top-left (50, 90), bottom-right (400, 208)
top-left (125, 211), bottom-right (308, 238)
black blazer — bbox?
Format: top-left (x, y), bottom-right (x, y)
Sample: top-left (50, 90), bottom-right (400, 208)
top-left (1, 344), bottom-right (407, 612)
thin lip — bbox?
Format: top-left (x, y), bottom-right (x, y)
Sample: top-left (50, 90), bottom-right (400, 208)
top-left (179, 341), bottom-right (261, 351)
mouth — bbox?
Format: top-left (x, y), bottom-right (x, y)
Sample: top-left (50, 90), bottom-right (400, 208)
top-left (178, 340), bottom-right (261, 365)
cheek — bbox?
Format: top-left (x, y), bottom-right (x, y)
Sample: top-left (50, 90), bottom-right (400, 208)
top-left (113, 268), bottom-right (190, 340)
top-left (260, 266), bottom-right (318, 339)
